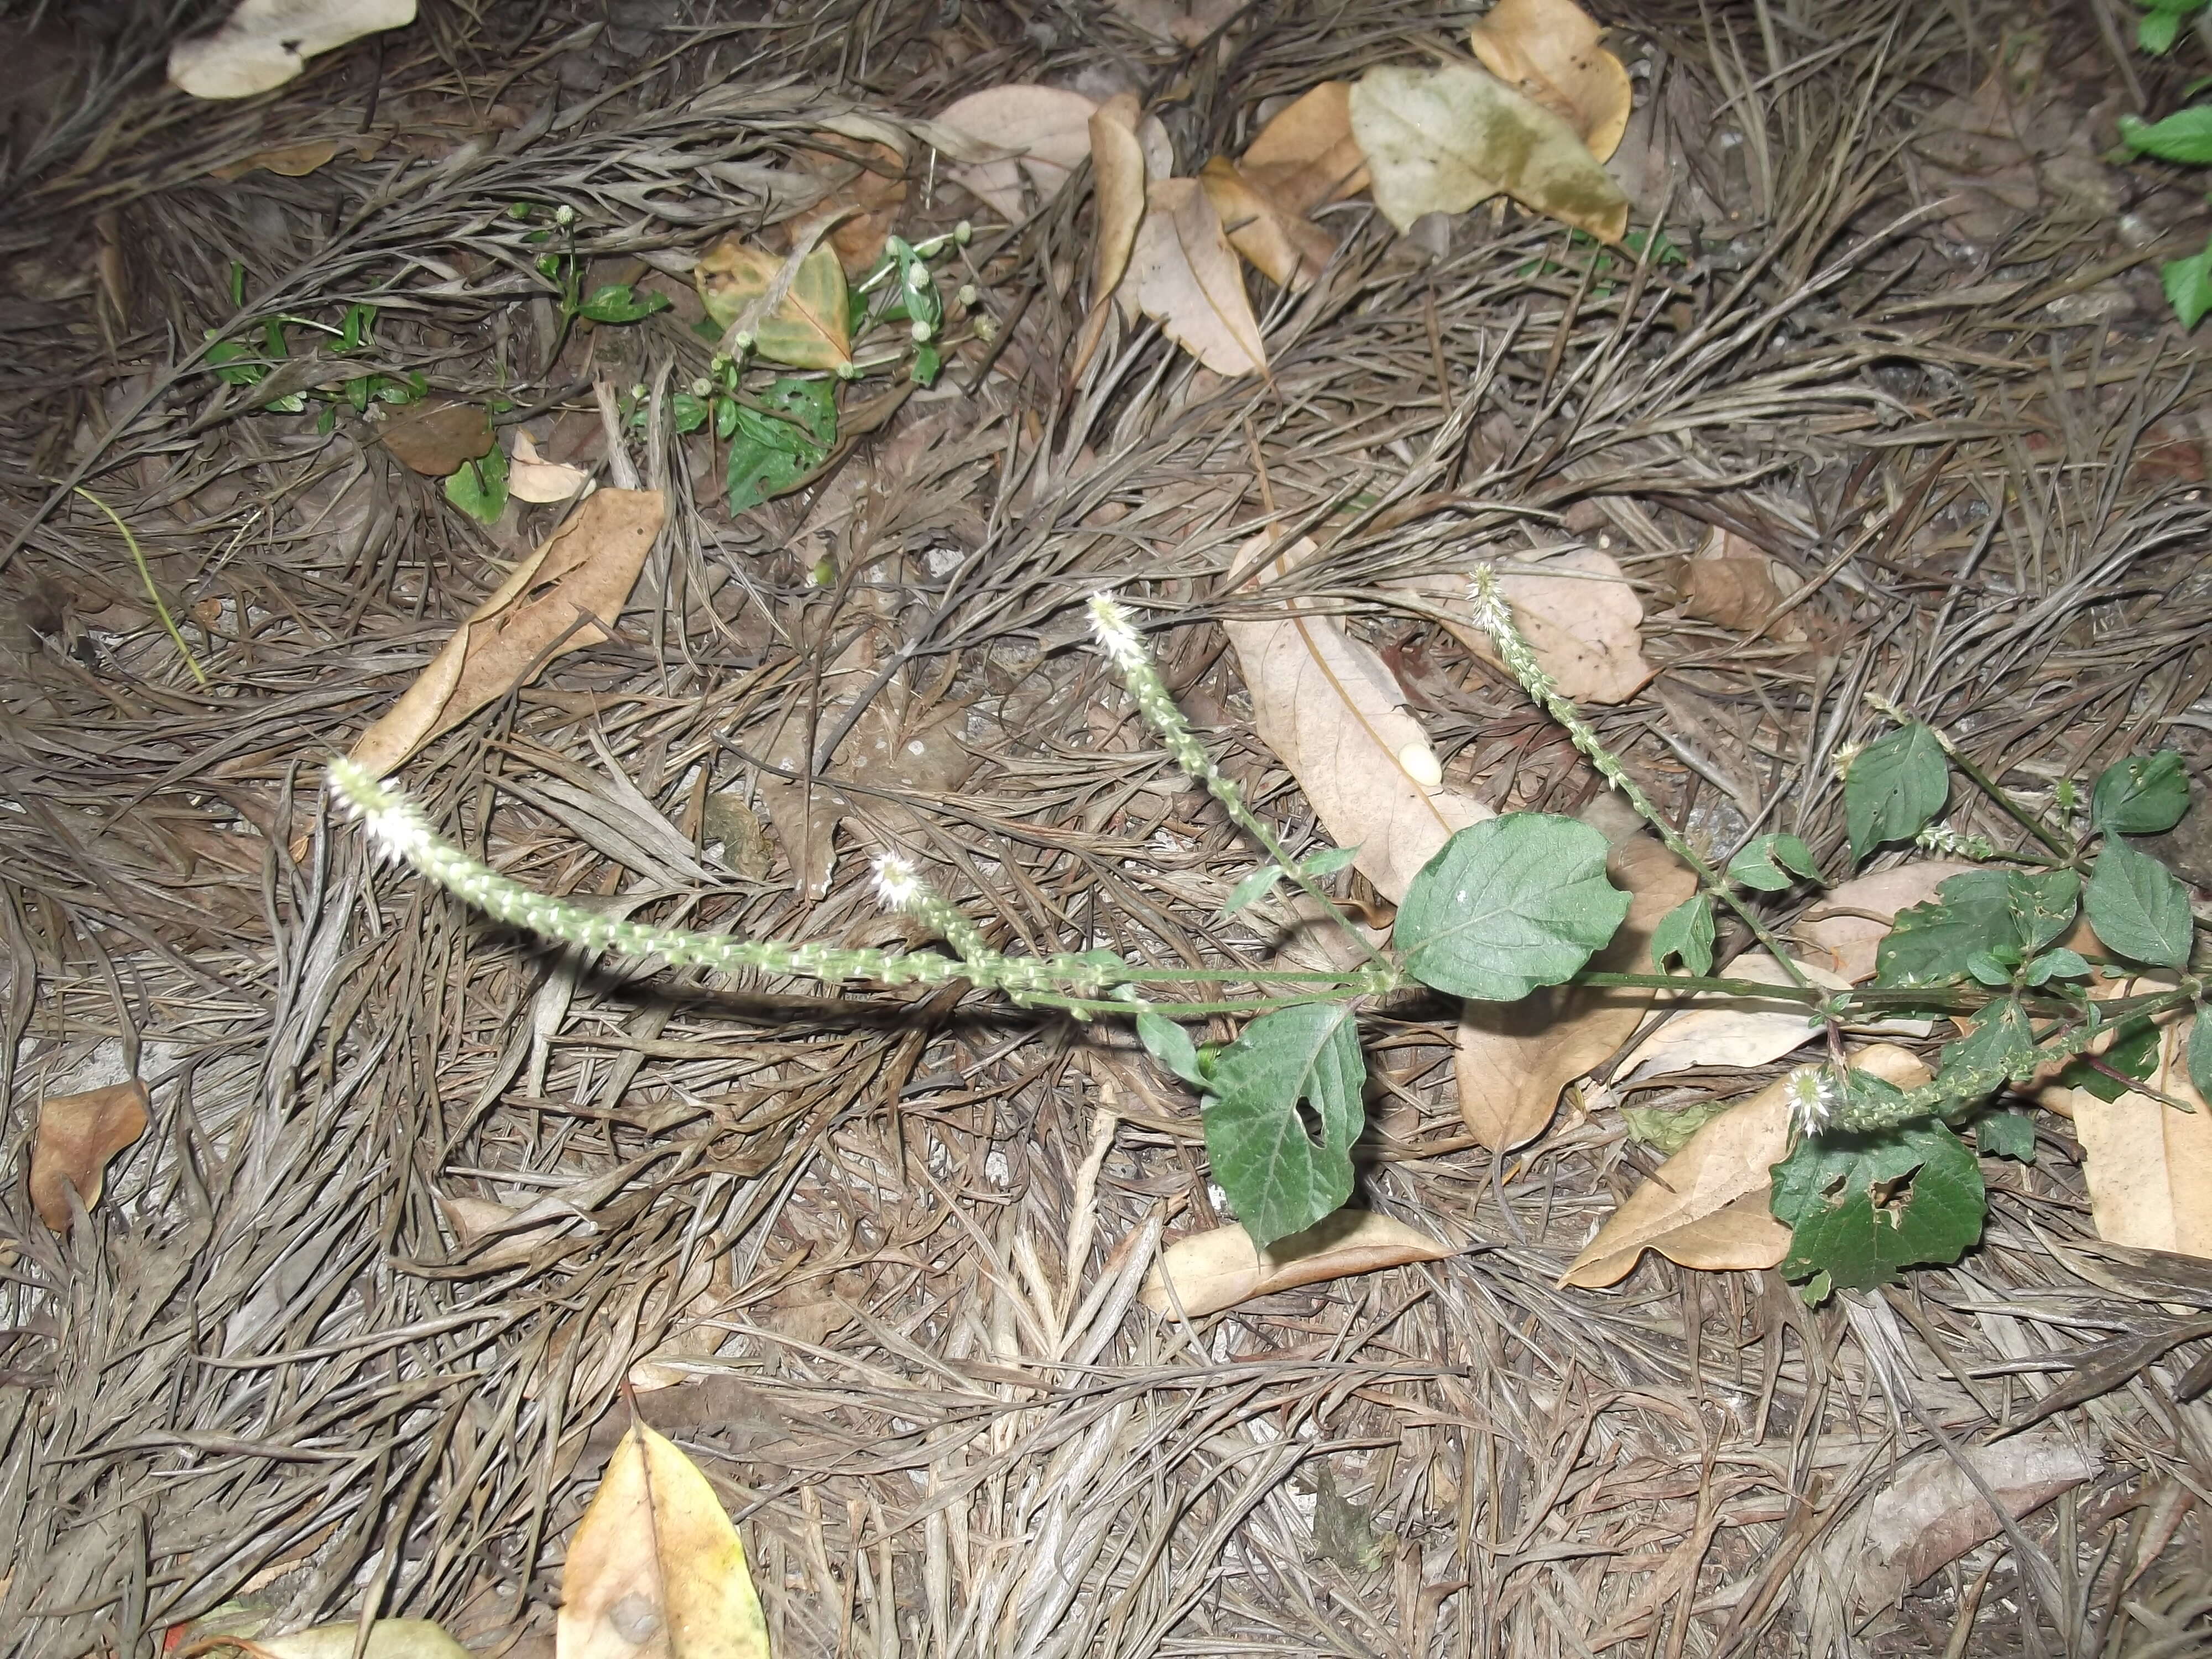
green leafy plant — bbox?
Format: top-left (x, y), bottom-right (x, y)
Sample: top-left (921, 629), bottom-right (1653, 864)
top-left (2119, 11), bottom-right (2212, 325)
top-left (327, 576), bottom-right (2208, 1284)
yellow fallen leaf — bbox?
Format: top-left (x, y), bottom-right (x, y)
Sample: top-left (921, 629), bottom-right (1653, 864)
top-left (31, 1079), bottom-right (149, 1233)
top-left (1795, 862), bottom-right (1979, 983)
top-left (1223, 534), bottom-right (1489, 901)
top-left (1141, 1211), bottom-right (1453, 1318)
top-left (1456, 831), bottom-right (1695, 1153)
top-left (694, 238), bottom-right (851, 371)
top-left (1130, 178), bottom-right (1269, 377)
top-left (1348, 61), bottom-right (1629, 243)
top-left (1562, 1044), bottom-right (1931, 1287)
top-left (1240, 82), bottom-right (1370, 214)
top-left (1072, 93), bottom-right (1149, 381)
top-left (558, 1422), bottom-right (768, 1659)
top-left (348, 489), bottom-right (664, 776)
top-left (1467, 0), bottom-right (1634, 163)
top-left (508, 431), bottom-right (593, 504)
top-left (170, 0), bottom-right (416, 99)
top-left (1198, 156), bottom-right (1336, 291)
top-left (2073, 1019), bottom-right (2212, 1258)
top-left (219, 1619), bottom-right (469, 1659)
top-left (933, 85), bottom-right (1098, 220)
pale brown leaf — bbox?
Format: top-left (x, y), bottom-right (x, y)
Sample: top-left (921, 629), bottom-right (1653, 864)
top-left (783, 131), bottom-right (908, 276)
top-left (1562, 1044), bottom-right (1931, 1287)
top-left (1129, 177), bottom-right (1269, 377)
top-left (558, 1422), bottom-right (768, 1659)
top-left (1467, 0), bottom-right (1634, 162)
top-left (2073, 1018), bottom-right (2212, 1258)
top-left (1456, 831), bottom-right (1695, 1153)
top-left (348, 489), bottom-right (664, 776)
top-left (32, 1079), bottom-right (149, 1232)
top-left (508, 431), bottom-right (593, 504)
top-left (1240, 82), bottom-right (1370, 214)
top-left (1141, 1211), bottom-right (1453, 1318)
top-left (231, 1619), bottom-right (469, 1659)
top-left (1348, 61), bottom-right (1629, 243)
top-left (1617, 951), bottom-right (1845, 1079)
top-left (170, 0), bottom-right (416, 99)
top-left (1223, 534), bottom-right (1489, 902)
top-left (1073, 93), bottom-right (1149, 380)
top-left (933, 85), bottom-right (1098, 221)
top-left (1199, 156), bottom-right (1336, 291)
top-left (1796, 861), bottom-right (1979, 982)
top-left (1404, 546), bottom-right (1651, 705)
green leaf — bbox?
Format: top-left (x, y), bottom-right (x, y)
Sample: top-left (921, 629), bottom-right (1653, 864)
top-left (1975, 1110), bottom-right (2037, 1164)
top-left (1221, 864), bottom-right (1285, 915)
top-left (2141, 8), bottom-right (2183, 53)
top-left (714, 395), bottom-right (739, 440)
top-left (1772, 1119), bottom-right (1986, 1295)
top-left (1726, 833), bottom-right (1822, 891)
top-left (2007, 869), bottom-right (2081, 953)
top-left (1396, 815), bottom-right (1631, 1001)
top-left (2192, 1009), bottom-right (2212, 1104)
top-left (670, 393), bottom-right (709, 435)
top-left (1845, 723), bottom-right (1949, 862)
top-left (2165, 238), bottom-right (2212, 331)
top-left (2121, 107), bottom-right (2212, 165)
top-left (911, 341), bottom-right (942, 387)
top-left (577, 283), bottom-right (670, 325)
top-left (2056, 1015), bottom-right (2162, 1102)
top-left (763, 376), bottom-right (837, 445)
top-left (444, 444), bottom-right (509, 523)
top-left (724, 405), bottom-right (827, 513)
top-left (1138, 1008), bottom-right (1208, 1090)
top-left (2092, 751), bottom-right (2189, 836)
top-left (1937, 997), bottom-right (2036, 1092)
top-left (1300, 845), bottom-right (1360, 878)
top-left (1650, 894), bottom-right (1715, 976)
top-left (205, 338), bottom-right (265, 387)
top-left (2085, 837), bottom-right (2193, 968)
top-left (1202, 1003), bottom-right (1366, 1249)
top-left (1875, 870), bottom-right (2013, 988)
top-left (2022, 947), bottom-right (2090, 986)
top-left (1621, 1097), bottom-right (1732, 1155)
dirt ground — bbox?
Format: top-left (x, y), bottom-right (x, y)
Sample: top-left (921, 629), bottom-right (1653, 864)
top-left (4, 1), bottom-right (2212, 1655)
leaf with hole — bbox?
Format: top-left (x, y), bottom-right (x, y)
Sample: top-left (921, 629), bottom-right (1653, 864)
top-left (1845, 723), bottom-right (1949, 862)
top-left (1650, 893), bottom-right (1715, 976)
top-left (2085, 837), bottom-right (2193, 968)
top-left (725, 406), bottom-right (827, 513)
top-left (2092, 751), bottom-right (2189, 836)
top-left (1772, 1118), bottom-right (1986, 1297)
top-left (1397, 814), bottom-right (1630, 1001)
top-left (1875, 869), bottom-right (2075, 990)
top-left (1727, 833), bottom-right (1822, 892)
top-left (1976, 1109), bottom-right (2037, 1164)
top-left (1202, 1002), bottom-right (1365, 1249)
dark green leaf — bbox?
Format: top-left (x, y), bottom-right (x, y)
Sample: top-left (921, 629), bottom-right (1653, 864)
top-left (205, 338), bottom-right (265, 387)
top-left (1845, 723), bottom-right (1949, 862)
top-left (2163, 236), bottom-right (2212, 330)
top-left (1727, 833), bottom-right (1822, 891)
top-left (1772, 1120), bottom-right (1985, 1295)
top-left (1976, 1110), bottom-right (2037, 1164)
top-left (1221, 864), bottom-right (1285, 915)
top-left (2092, 752), bottom-right (2189, 836)
top-left (1875, 870), bottom-right (2014, 988)
top-left (2085, 837), bottom-right (2193, 968)
top-left (1138, 1009), bottom-right (1208, 1090)
top-left (1301, 845), bottom-right (1360, 878)
top-left (2023, 947), bottom-right (2090, 986)
top-left (714, 395), bottom-right (739, 440)
top-left (1650, 894), bottom-right (1715, 976)
top-left (764, 377), bottom-right (838, 445)
top-left (1937, 997), bottom-right (2036, 1092)
top-left (2141, 9), bottom-right (2183, 53)
top-left (1965, 950), bottom-right (2014, 988)
top-left (1203, 1003), bottom-right (1365, 1249)
top-left (2122, 108), bottom-right (2212, 165)
top-left (577, 284), bottom-right (670, 325)
top-left (2056, 1015), bottom-right (2162, 1102)
top-left (2192, 1009), bottom-right (2212, 1104)
top-left (1397, 815), bottom-right (1631, 1001)
top-left (670, 393), bottom-right (709, 435)
top-left (911, 342), bottom-right (942, 387)
top-left (2006, 869), bottom-right (2081, 953)
top-left (444, 444), bottom-right (509, 523)
top-left (724, 405), bottom-right (827, 513)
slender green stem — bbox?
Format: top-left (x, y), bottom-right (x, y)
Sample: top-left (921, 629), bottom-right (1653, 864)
top-left (74, 487), bottom-right (209, 687)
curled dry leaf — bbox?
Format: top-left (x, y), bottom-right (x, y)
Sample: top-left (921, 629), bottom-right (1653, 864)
top-left (1130, 178), bottom-right (1270, 377)
top-left (379, 399), bottom-right (494, 477)
top-left (208, 135), bottom-right (379, 179)
top-left (1072, 93), bottom-right (1149, 380)
top-left (1456, 830), bottom-right (1695, 1153)
top-left (508, 431), bottom-right (593, 504)
top-left (1199, 157), bottom-right (1337, 291)
top-left (1467, 0), bottom-right (1634, 163)
top-left (348, 489), bottom-right (664, 776)
top-left (694, 238), bottom-right (851, 371)
top-left (1796, 860), bottom-right (1978, 982)
top-left (1141, 1211), bottom-right (1453, 1318)
top-left (932, 85), bottom-right (1098, 221)
top-left (170, 0), bottom-right (416, 98)
top-left (2073, 1019), bottom-right (2212, 1258)
top-left (784, 131), bottom-right (908, 276)
top-left (1562, 1043), bottom-right (1931, 1287)
top-left (1400, 545), bottom-right (1652, 705)
top-left (1616, 950), bottom-right (1845, 1079)
top-left (557, 1422), bottom-right (768, 1659)
top-left (32, 1079), bottom-right (149, 1232)
top-left (1223, 534), bottom-right (1489, 902)
top-left (1349, 61), bottom-right (1630, 244)
top-left (1240, 82), bottom-right (1370, 213)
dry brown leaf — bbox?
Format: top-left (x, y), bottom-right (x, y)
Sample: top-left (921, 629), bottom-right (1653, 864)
top-left (1405, 546), bottom-right (1651, 705)
top-left (933, 85), bottom-right (1098, 221)
top-left (2073, 1019), bottom-right (2212, 1258)
top-left (1679, 556), bottom-right (1782, 630)
top-left (508, 431), bottom-right (593, 504)
top-left (694, 238), bottom-right (852, 371)
top-left (207, 136), bottom-right (377, 179)
top-left (784, 132), bottom-right (908, 276)
top-left (1467, 0), bottom-right (1634, 163)
top-left (1141, 1211), bottom-right (1453, 1318)
top-left (1129, 177), bottom-right (1269, 377)
top-left (1617, 951), bottom-right (1845, 1079)
top-left (1107, 0), bottom-right (1243, 46)
top-left (1072, 93), bottom-right (1149, 380)
top-left (1198, 156), bottom-right (1336, 291)
top-left (349, 489), bottom-right (664, 776)
top-left (1456, 831), bottom-right (1695, 1152)
top-left (558, 1422), bottom-right (768, 1659)
top-left (1794, 860), bottom-right (1979, 983)
top-left (230, 1620), bottom-right (470, 1659)
top-left (1349, 61), bottom-right (1629, 243)
top-left (170, 0), bottom-right (415, 98)
top-left (379, 399), bottom-right (494, 477)
top-left (1835, 1427), bottom-right (2099, 1611)
top-left (757, 696), bottom-right (975, 901)
top-left (1562, 1044), bottom-right (1931, 1287)
top-left (32, 1079), bottom-right (149, 1232)
top-left (1240, 82), bottom-right (1370, 213)
top-left (1223, 534), bottom-right (1489, 902)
